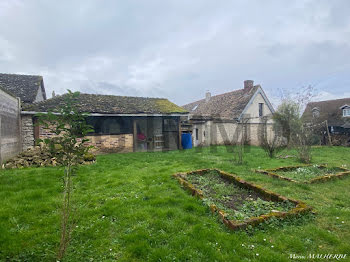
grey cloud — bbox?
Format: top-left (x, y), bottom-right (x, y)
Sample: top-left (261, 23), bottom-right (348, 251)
top-left (0, 0), bottom-right (349, 105)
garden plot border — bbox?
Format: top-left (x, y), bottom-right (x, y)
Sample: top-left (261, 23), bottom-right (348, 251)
top-left (173, 169), bottom-right (312, 231)
top-left (255, 164), bottom-right (350, 184)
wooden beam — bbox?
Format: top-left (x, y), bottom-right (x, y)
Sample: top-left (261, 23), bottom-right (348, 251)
top-left (325, 120), bottom-right (332, 146)
top-left (34, 117), bottom-right (40, 143)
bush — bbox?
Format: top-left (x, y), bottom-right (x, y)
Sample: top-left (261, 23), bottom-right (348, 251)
top-left (84, 152), bottom-right (96, 161)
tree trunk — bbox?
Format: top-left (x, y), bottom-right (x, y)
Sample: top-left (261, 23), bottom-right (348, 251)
top-left (57, 164), bottom-right (72, 260)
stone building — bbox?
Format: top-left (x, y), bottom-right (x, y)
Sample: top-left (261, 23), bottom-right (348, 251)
top-left (22, 93), bottom-right (188, 153)
top-left (0, 73), bottom-right (47, 156)
top-left (0, 73), bottom-right (188, 156)
top-left (182, 80), bottom-right (275, 146)
top-left (0, 73), bottom-right (46, 104)
top-left (0, 73), bottom-right (47, 163)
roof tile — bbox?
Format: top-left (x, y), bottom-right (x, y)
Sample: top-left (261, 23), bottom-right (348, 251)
top-left (0, 73), bottom-right (46, 103)
top-left (303, 97), bottom-right (350, 126)
top-left (182, 86), bottom-right (259, 120)
top-left (22, 93), bottom-right (188, 114)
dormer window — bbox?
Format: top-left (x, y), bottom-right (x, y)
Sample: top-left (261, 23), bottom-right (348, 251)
top-left (312, 107), bottom-right (320, 118)
top-left (340, 105), bottom-right (350, 117)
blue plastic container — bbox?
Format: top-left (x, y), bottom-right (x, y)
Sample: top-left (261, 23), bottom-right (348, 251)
top-left (181, 133), bottom-right (192, 149)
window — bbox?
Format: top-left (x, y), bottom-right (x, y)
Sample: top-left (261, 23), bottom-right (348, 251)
top-left (312, 110), bottom-right (320, 118)
top-left (195, 128), bottom-right (199, 141)
top-left (343, 108), bottom-right (350, 117)
top-left (163, 118), bottom-right (178, 132)
top-left (259, 103), bottom-right (264, 117)
top-left (86, 116), bottom-right (132, 135)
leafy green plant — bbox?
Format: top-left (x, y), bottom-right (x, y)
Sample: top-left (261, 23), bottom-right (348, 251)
top-left (36, 90), bottom-right (93, 260)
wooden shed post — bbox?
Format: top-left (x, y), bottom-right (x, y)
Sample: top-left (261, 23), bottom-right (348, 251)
top-left (34, 117), bottom-right (40, 143)
top-left (133, 118), bottom-right (137, 152)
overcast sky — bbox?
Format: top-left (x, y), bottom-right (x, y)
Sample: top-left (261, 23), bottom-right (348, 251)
top-left (1, 0), bottom-right (350, 106)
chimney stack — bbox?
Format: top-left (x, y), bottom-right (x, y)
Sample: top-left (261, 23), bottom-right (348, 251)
top-left (244, 80), bottom-right (254, 89)
top-left (205, 91), bottom-right (211, 102)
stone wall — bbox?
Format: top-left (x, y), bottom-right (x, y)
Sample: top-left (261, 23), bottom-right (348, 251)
top-left (38, 123), bottom-right (134, 153)
top-left (85, 134), bottom-right (133, 153)
top-left (21, 115), bottom-right (35, 151)
top-left (0, 89), bottom-right (21, 164)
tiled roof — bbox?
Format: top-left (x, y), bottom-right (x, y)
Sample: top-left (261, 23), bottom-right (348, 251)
top-left (182, 85), bottom-right (259, 120)
top-left (303, 97), bottom-right (350, 126)
top-left (22, 93), bottom-right (188, 115)
top-left (0, 73), bottom-right (46, 103)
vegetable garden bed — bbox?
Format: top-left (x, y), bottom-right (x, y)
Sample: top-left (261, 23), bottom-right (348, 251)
top-left (255, 164), bottom-right (350, 183)
top-left (173, 169), bottom-right (312, 230)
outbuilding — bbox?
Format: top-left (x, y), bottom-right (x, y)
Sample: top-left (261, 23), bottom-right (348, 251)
top-left (22, 93), bottom-right (188, 153)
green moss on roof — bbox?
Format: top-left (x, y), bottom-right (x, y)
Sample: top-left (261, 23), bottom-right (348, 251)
top-left (155, 99), bottom-right (187, 114)
top-left (23, 93), bottom-right (188, 115)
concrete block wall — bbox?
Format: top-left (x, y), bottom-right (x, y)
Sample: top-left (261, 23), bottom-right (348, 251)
top-left (0, 89), bottom-right (21, 164)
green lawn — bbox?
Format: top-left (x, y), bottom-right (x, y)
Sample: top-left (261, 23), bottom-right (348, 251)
top-left (1, 146), bottom-right (350, 261)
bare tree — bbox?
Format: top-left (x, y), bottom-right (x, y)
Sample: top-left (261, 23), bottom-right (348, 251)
top-left (233, 117), bottom-right (250, 164)
top-left (274, 85), bottom-right (317, 163)
top-left (259, 116), bottom-right (286, 158)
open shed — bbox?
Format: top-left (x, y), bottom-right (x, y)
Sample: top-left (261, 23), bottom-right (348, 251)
top-left (21, 93), bottom-right (188, 153)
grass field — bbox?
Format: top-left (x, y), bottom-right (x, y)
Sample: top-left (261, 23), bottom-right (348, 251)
top-left (1, 146), bottom-right (350, 261)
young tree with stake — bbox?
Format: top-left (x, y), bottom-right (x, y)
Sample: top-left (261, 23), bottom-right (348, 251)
top-left (37, 90), bottom-right (93, 260)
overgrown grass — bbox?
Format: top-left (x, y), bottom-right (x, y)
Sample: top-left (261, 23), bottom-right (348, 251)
top-left (187, 170), bottom-right (295, 221)
top-left (0, 146), bottom-right (350, 261)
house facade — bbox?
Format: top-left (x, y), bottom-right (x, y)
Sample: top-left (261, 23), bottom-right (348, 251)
top-left (22, 93), bottom-right (188, 153)
top-left (303, 98), bottom-right (350, 135)
top-left (182, 80), bottom-right (275, 146)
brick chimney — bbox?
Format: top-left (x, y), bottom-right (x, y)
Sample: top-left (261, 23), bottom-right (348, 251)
top-left (205, 91), bottom-right (211, 102)
top-left (244, 80), bottom-right (254, 89)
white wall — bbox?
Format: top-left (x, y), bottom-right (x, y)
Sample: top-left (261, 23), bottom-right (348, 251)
top-left (34, 85), bottom-right (45, 102)
top-left (192, 121), bottom-right (274, 146)
top-left (242, 91), bottom-right (274, 123)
